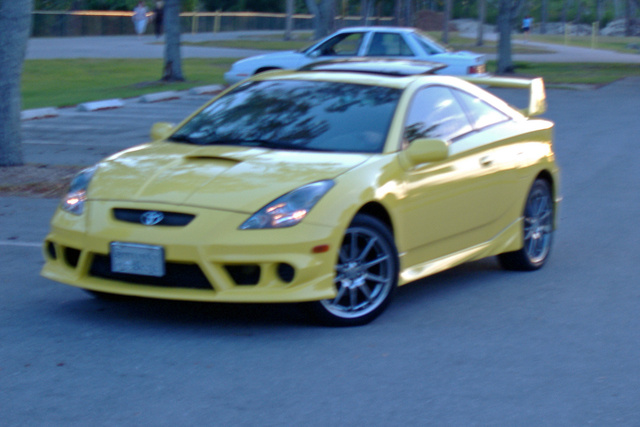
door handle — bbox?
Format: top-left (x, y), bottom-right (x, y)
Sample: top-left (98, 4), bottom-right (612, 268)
top-left (479, 156), bottom-right (493, 167)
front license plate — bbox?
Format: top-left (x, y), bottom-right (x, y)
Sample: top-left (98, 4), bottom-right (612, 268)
top-left (110, 242), bottom-right (165, 277)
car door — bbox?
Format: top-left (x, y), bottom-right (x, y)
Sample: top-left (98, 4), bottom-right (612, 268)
top-left (364, 31), bottom-right (417, 58)
top-left (396, 85), bottom-right (514, 264)
top-left (308, 31), bottom-right (367, 61)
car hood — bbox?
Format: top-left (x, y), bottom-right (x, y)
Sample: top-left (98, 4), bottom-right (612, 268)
top-left (234, 50), bottom-right (306, 68)
top-left (88, 142), bottom-right (369, 212)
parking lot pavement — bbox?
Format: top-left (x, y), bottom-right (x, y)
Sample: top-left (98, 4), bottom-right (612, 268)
top-left (27, 32), bottom-right (640, 63)
top-left (3, 75), bottom-right (640, 425)
top-left (26, 33), bottom-right (273, 60)
top-left (21, 92), bottom-right (211, 166)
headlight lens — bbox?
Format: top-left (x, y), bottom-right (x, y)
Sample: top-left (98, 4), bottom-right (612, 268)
top-left (61, 165), bottom-right (97, 215)
top-left (239, 180), bottom-right (334, 229)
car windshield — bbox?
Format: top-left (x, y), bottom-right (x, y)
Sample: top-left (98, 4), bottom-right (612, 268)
top-left (413, 30), bottom-right (450, 54)
top-left (170, 80), bottom-right (402, 153)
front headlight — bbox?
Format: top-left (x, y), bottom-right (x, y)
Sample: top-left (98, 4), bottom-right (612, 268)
top-left (239, 180), bottom-right (334, 229)
top-left (61, 165), bottom-right (98, 215)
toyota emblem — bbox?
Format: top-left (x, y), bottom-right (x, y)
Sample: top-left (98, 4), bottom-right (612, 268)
top-left (140, 211), bottom-right (164, 226)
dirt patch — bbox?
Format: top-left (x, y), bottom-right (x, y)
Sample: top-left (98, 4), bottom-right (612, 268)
top-left (0, 164), bottom-right (84, 198)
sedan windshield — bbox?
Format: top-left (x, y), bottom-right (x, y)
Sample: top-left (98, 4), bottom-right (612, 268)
top-left (413, 31), bottom-right (450, 54)
top-left (170, 79), bottom-right (402, 153)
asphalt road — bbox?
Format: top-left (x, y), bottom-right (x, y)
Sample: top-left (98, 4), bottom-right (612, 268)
top-left (26, 32), bottom-right (640, 63)
top-left (2, 78), bottom-right (640, 425)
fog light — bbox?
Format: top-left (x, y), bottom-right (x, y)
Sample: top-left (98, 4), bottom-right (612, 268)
top-left (277, 263), bottom-right (295, 283)
top-left (46, 241), bottom-right (57, 260)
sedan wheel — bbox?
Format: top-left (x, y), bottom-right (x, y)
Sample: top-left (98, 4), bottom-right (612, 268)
top-left (499, 179), bottom-right (554, 271)
top-left (309, 214), bottom-right (398, 326)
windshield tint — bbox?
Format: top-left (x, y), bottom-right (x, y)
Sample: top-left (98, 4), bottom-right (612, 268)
top-left (413, 31), bottom-right (449, 54)
top-left (170, 80), bottom-right (402, 153)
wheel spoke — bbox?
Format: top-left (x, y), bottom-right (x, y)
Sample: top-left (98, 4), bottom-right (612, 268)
top-left (321, 219), bottom-right (398, 321)
top-left (356, 237), bottom-right (377, 262)
top-left (332, 283), bottom-right (347, 305)
top-left (364, 272), bottom-right (387, 284)
top-left (524, 227), bottom-right (536, 240)
top-left (526, 234), bottom-right (537, 255)
top-left (359, 283), bottom-right (372, 301)
top-left (362, 254), bottom-right (389, 270)
top-left (349, 287), bottom-right (358, 311)
top-left (349, 232), bottom-right (359, 260)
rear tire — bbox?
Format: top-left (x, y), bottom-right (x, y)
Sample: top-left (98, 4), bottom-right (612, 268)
top-left (499, 179), bottom-right (554, 271)
top-left (308, 214), bottom-right (398, 326)
top-left (84, 290), bottom-right (131, 302)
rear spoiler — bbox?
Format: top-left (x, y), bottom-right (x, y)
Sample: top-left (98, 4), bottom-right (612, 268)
top-left (462, 76), bottom-right (547, 117)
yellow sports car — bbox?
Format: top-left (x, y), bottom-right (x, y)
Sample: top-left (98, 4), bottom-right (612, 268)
top-left (41, 59), bottom-right (560, 326)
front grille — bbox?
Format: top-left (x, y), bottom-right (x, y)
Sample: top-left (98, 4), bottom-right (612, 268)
top-left (113, 208), bottom-right (195, 226)
top-left (90, 255), bottom-right (212, 290)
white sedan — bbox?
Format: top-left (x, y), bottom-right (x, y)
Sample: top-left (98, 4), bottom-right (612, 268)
top-left (224, 26), bottom-right (487, 85)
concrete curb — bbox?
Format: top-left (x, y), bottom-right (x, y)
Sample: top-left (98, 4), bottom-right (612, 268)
top-left (21, 107), bottom-right (59, 121)
top-left (77, 99), bottom-right (125, 112)
top-left (22, 85), bottom-right (228, 120)
top-left (139, 91), bottom-right (180, 103)
top-left (189, 84), bottom-right (225, 95)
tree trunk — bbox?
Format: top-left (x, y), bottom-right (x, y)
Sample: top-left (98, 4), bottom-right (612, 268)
top-left (404, 0), bottom-right (412, 27)
top-left (596, 0), bottom-right (605, 23)
top-left (614, 0), bottom-right (624, 19)
top-left (625, 0), bottom-right (636, 36)
top-left (442, 0), bottom-right (451, 44)
top-left (306, 0), bottom-right (335, 40)
top-left (360, 0), bottom-right (373, 26)
top-left (496, 0), bottom-right (524, 74)
top-left (394, 0), bottom-right (402, 26)
top-left (476, 0), bottom-right (486, 46)
top-left (541, 0), bottom-right (548, 34)
top-left (0, 0), bottom-right (33, 167)
top-left (284, 0), bottom-right (294, 40)
top-left (162, 0), bottom-right (184, 81)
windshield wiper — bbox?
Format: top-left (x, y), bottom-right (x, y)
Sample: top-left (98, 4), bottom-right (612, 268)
top-left (168, 134), bottom-right (202, 144)
top-left (169, 136), bottom-right (324, 151)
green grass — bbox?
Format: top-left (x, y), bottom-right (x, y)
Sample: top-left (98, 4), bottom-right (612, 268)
top-left (517, 34), bottom-right (640, 53)
top-left (22, 58), bottom-right (236, 109)
top-left (181, 39), bottom-right (313, 51)
top-left (181, 32), bottom-right (552, 55)
top-left (487, 61), bottom-right (640, 85)
top-left (21, 42), bottom-right (640, 110)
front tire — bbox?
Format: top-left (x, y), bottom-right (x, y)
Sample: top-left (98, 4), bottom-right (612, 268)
top-left (499, 178), bottom-right (554, 271)
top-left (308, 214), bottom-right (398, 326)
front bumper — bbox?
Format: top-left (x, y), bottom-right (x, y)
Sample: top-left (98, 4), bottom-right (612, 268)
top-left (41, 200), bottom-right (341, 303)
top-left (223, 70), bottom-right (249, 85)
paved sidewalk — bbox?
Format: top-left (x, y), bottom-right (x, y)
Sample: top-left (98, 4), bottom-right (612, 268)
top-left (26, 32), bottom-right (276, 60)
top-left (27, 31), bottom-right (640, 63)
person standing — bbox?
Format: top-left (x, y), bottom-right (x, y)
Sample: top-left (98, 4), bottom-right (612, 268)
top-left (522, 15), bottom-right (533, 41)
top-left (153, 1), bottom-right (164, 39)
top-left (133, 1), bottom-right (149, 36)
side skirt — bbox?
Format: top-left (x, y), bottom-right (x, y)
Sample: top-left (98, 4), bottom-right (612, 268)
top-left (398, 218), bottom-right (523, 286)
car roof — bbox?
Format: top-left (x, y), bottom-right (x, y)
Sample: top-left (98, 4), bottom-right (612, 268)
top-left (335, 26), bottom-right (416, 34)
top-left (299, 58), bottom-right (448, 77)
top-left (252, 62), bottom-right (462, 91)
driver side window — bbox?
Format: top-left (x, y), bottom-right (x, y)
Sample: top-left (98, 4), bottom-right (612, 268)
top-left (317, 33), bottom-right (364, 56)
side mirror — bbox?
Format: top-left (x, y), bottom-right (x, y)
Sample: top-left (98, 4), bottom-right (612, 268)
top-left (307, 49), bottom-right (321, 58)
top-left (150, 122), bottom-right (174, 141)
top-left (402, 138), bottom-right (448, 166)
